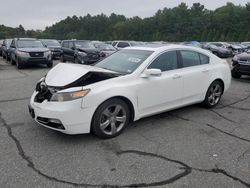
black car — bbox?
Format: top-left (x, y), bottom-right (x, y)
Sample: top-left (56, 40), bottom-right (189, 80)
top-left (60, 40), bottom-right (101, 64)
top-left (231, 49), bottom-right (250, 78)
top-left (203, 43), bottom-right (232, 58)
top-left (40, 39), bottom-right (62, 59)
top-left (92, 41), bottom-right (117, 57)
top-left (9, 38), bottom-right (53, 69)
top-left (2, 39), bottom-right (13, 61)
top-left (0, 40), bottom-right (3, 56)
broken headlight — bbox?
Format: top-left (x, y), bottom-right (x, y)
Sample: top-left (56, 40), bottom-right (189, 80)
top-left (50, 89), bottom-right (90, 102)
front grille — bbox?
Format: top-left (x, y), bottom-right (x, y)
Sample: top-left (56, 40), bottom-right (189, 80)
top-left (29, 52), bottom-right (44, 57)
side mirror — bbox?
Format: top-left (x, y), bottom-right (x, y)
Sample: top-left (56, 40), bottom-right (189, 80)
top-left (141, 69), bottom-right (162, 78)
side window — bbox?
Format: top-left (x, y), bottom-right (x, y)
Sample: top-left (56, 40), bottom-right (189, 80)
top-left (68, 41), bottom-right (74, 49)
top-left (62, 42), bottom-right (69, 48)
top-left (148, 51), bottom-right (178, 72)
top-left (117, 42), bottom-right (130, 48)
top-left (112, 42), bottom-right (118, 47)
top-left (199, 54), bottom-right (209, 64)
top-left (180, 50), bottom-right (200, 68)
top-left (11, 40), bottom-right (15, 47)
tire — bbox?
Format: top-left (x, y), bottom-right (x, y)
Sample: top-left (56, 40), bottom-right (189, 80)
top-left (3, 53), bottom-right (6, 59)
top-left (74, 57), bottom-right (78, 64)
top-left (92, 99), bottom-right (130, 139)
top-left (231, 68), bottom-right (241, 79)
top-left (16, 58), bottom-right (23, 69)
top-left (60, 54), bottom-right (66, 62)
top-left (203, 81), bottom-right (223, 108)
top-left (10, 56), bottom-right (15, 65)
top-left (47, 61), bottom-right (53, 68)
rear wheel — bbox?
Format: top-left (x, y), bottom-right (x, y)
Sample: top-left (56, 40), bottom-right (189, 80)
top-left (203, 81), bottom-right (223, 108)
top-left (92, 99), bottom-right (130, 139)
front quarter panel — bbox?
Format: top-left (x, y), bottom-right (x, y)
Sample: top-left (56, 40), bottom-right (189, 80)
top-left (81, 76), bottom-right (139, 121)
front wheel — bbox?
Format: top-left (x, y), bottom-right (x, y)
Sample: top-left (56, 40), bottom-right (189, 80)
top-left (16, 58), bottom-right (23, 69)
top-left (203, 81), bottom-right (223, 108)
top-left (47, 61), bottom-right (53, 68)
top-left (60, 54), bottom-right (66, 62)
top-left (92, 99), bottom-right (130, 139)
top-left (231, 68), bottom-right (241, 78)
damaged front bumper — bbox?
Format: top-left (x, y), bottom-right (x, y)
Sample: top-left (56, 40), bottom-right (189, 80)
top-left (29, 91), bottom-right (96, 134)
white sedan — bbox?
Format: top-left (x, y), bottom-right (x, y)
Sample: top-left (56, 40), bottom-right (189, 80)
top-left (29, 45), bottom-right (231, 138)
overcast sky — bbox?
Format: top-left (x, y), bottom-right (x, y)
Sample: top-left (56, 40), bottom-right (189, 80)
top-left (0, 0), bottom-right (249, 30)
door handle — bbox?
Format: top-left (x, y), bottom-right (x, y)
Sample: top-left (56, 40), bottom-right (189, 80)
top-left (172, 74), bottom-right (182, 79)
top-left (202, 69), bottom-right (209, 73)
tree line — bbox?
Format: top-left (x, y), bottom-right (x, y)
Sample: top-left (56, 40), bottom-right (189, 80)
top-left (1, 2), bottom-right (250, 42)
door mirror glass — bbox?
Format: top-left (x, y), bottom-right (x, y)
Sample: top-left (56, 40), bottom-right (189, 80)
top-left (143, 69), bottom-right (162, 77)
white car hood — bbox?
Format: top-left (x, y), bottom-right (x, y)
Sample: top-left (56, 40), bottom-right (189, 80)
top-left (45, 63), bottom-right (115, 87)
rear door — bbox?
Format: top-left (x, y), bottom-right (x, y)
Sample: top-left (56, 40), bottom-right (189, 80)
top-left (179, 50), bottom-right (212, 104)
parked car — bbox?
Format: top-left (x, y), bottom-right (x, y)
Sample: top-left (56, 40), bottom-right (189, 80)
top-left (203, 43), bottom-right (232, 58)
top-left (60, 40), bottom-right (101, 64)
top-left (9, 38), bottom-right (53, 69)
top-left (231, 49), bottom-right (250, 78)
top-left (29, 45), bottom-right (231, 138)
top-left (0, 40), bottom-right (3, 56)
top-left (241, 42), bottom-right (250, 49)
top-left (2, 39), bottom-right (13, 60)
top-left (228, 43), bottom-right (245, 55)
top-left (92, 41), bottom-right (117, 57)
top-left (181, 41), bottom-right (203, 48)
top-left (112, 41), bottom-right (143, 50)
top-left (40, 39), bottom-right (62, 59)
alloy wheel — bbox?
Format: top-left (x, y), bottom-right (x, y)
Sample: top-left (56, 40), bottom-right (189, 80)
top-left (99, 104), bottom-right (127, 136)
top-left (207, 84), bottom-right (222, 106)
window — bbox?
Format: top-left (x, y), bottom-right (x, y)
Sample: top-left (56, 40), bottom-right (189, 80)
top-left (180, 51), bottom-right (200, 67)
top-left (117, 42), bottom-right (130, 48)
top-left (199, 54), bottom-right (209, 64)
top-left (62, 42), bottom-right (69, 48)
top-left (148, 51), bottom-right (178, 72)
top-left (68, 41), bottom-right (74, 49)
top-left (112, 42), bottom-right (118, 47)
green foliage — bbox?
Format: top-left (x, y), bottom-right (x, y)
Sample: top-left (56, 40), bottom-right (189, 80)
top-left (0, 3), bottom-right (250, 42)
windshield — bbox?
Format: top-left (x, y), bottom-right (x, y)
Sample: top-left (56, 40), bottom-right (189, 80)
top-left (75, 41), bottom-right (95, 49)
top-left (95, 49), bottom-right (153, 74)
top-left (42, 40), bottom-right (60, 47)
top-left (94, 43), bottom-right (116, 51)
top-left (17, 40), bottom-right (44, 48)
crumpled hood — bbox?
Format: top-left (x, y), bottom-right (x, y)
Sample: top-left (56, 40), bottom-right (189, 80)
top-left (45, 63), bottom-right (115, 87)
top-left (18, 48), bottom-right (50, 52)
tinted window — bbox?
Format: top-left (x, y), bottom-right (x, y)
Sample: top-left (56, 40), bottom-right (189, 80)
top-left (180, 51), bottom-right (200, 67)
top-left (117, 42), bottom-right (130, 48)
top-left (148, 51), bottom-right (178, 71)
top-left (112, 42), bottom-right (118, 47)
top-left (199, 54), bottom-right (209, 64)
top-left (62, 42), bottom-right (69, 48)
top-left (95, 50), bottom-right (153, 74)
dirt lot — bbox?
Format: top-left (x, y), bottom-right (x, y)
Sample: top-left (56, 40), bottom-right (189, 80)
top-left (0, 58), bottom-right (250, 188)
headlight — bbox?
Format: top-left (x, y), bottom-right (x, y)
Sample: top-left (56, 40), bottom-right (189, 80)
top-left (233, 56), bottom-right (238, 61)
top-left (78, 51), bottom-right (87, 56)
top-left (16, 50), bottom-right (29, 56)
top-left (44, 51), bottom-right (51, 56)
top-left (50, 89), bottom-right (90, 102)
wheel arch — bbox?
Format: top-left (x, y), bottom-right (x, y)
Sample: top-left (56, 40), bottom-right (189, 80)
top-left (211, 78), bottom-right (225, 94)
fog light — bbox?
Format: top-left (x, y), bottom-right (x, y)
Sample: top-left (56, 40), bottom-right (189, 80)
top-left (49, 119), bottom-right (62, 124)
